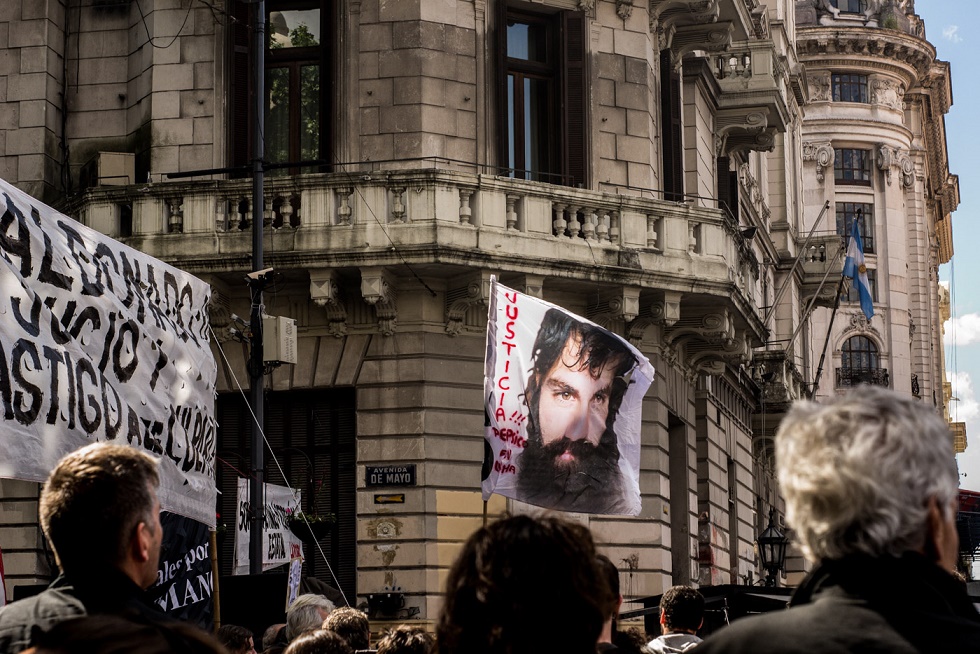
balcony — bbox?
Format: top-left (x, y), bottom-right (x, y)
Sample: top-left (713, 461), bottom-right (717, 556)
top-left (60, 168), bottom-right (767, 370)
top-left (836, 367), bottom-right (889, 388)
top-left (711, 39), bottom-right (791, 155)
top-left (799, 233), bottom-right (845, 308)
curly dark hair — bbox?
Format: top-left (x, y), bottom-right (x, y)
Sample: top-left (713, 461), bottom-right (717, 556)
top-left (216, 624), bottom-right (253, 652)
top-left (436, 514), bottom-right (611, 654)
top-left (659, 586), bottom-right (705, 633)
top-left (323, 607), bottom-right (371, 650)
top-left (376, 625), bottom-right (434, 654)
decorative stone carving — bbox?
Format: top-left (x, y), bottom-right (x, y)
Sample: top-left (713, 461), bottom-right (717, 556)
top-left (208, 289), bottom-right (233, 343)
top-left (310, 270), bottom-right (348, 338)
top-left (807, 71), bottom-right (831, 102)
top-left (616, 0), bottom-right (633, 20)
top-left (802, 141), bottom-right (834, 182)
top-left (716, 111), bottom-right (775, 155)
top-left (650, 290), bottom-right (683, 327)
top-left (871, 77), bottom-right (904, 110)
top-left (588, 287), bottom-right (641, 326)
top-left (445, 272), bottom-right (491, 336)
top-left (517, 275), bottom-right (545, 300)
top-left (876, 144), bottom-right (915, 188)
top-left (360, 267), bottom-right (397, 336)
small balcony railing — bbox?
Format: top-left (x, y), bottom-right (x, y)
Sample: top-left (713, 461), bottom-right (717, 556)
top-left (836, 367), bottom-right (889, 388)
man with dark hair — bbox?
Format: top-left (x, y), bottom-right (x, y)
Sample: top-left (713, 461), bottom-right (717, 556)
top-left (323, 606), bottom-right (371, 651)
top-left (436, 514), bottom-right (612, 654)
top-left (518, 308), bottom-right (637, 514)
top-left (595, 555), bottom-right (623, 652)
top-left (376, 625), bottom-right (433, 654)
top-left (217, 624), bottom-right (257, 654)
top-left (0, 442), bottom-right (165, 653)
top-left (647, 586), bottom-right (704, 653)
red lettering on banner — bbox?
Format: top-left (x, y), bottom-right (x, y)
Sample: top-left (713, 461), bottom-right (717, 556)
top-left (505, 321), bottom-right (516, 339)
top-left (493, 460), bottom-right (516, 475)
top-left (495, 407), bottom-right (506, 421)
top-left (498, 376), bottom-right (510, 391)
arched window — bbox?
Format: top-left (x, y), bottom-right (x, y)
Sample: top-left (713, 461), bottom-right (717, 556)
top-left (841, 335), bottom-right (878, 370)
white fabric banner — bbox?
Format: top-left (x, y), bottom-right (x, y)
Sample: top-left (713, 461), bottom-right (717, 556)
top-left (0, 178), bottom-right (217, 525)
top-left (482, 279), bottom-right (654, 515)
top-left (234, 478), bottom-right (304, 575)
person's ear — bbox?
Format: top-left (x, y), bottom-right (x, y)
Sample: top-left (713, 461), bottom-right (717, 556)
top-left (132, 521), bottom-right (152, 563)
top-left (659, 610), bottom-right (667, 626)
top-left (924, 496), bottom-right (958, 573)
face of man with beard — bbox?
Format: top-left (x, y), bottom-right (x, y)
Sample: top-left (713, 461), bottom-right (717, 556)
top-left (518, 334), bottom-right (627, 511)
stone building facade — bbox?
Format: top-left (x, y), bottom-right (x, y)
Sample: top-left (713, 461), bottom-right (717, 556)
top-left (0, 0), bottom-right (958, 617)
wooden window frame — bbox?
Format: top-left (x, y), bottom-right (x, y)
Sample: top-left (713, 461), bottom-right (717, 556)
top-left (832, 73), bottom-right (868, 103)
top-left (841, 335), bottom-right (879, 371)
top-left (835, 202), bottom-right (875, 253)
top-left (834, 148), bottom-right (872, 186)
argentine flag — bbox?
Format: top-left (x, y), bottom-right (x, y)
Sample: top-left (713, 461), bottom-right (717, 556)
top-left (843, 218), bottom-right (874, 320)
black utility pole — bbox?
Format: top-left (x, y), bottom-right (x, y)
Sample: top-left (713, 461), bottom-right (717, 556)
top-left (248, 0), bottom-right (267, 576)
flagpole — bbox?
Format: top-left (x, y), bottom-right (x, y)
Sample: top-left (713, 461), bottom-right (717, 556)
top-left (810, 215), bottom-right (858, 398)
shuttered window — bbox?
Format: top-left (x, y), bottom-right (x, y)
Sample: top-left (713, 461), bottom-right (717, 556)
top-left (498, 6), bottom-right (588, 187)
top-left (717, 156), bottom-right (738, 222)
top-left (215, 388), bottom-right (356, 600)
top-left (660, 49), bottom-right (683, 201)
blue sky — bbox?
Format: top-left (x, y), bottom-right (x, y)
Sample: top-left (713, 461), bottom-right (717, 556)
top-left (916, 2), bottom-right (980, 491)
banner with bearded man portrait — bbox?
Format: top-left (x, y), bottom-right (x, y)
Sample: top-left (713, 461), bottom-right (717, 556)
top-left (482, 279), bottom-right (654, 515)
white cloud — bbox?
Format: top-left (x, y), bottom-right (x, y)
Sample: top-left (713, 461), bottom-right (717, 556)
top-left (945, 313), bottom-right (980, 346)
top-left (953, 372), bottom-right (980, 491)
top-left (943, 25), bottom-right (963, 43)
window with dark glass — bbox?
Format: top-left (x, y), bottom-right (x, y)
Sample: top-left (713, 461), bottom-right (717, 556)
top-left (661, 49), bottom-right (683, 201)
top-left (499, 7), bottom-right (587, 187)
top-left (831, 0), bottom-right (867, 12)
top-left (836, 202), bottom-right (874, 253)
top-left (841, 335), bottom-right (879, 371)
top-left (843, 268), bottom-right (877, 303)
top-left (834, 148), bottom-right (872, 185)
top-left (832, 74), bottom-right (868, 103)
top-left (216, 389), bottom-right (356, 599)
top-left (228, 1), bottom-right (332, 174)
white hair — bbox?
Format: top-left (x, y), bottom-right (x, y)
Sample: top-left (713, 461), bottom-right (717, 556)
top-left (776, 386), bottom-right (958, 562)
top-left (286, 594), bottom-right (336, 641)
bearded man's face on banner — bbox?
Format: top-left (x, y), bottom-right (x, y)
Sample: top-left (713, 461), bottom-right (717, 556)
top-left (517, 312), bottom-right (634, 513)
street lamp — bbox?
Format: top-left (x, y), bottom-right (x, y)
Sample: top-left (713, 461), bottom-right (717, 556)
top-left (757, 509), bottom-right (788, 587)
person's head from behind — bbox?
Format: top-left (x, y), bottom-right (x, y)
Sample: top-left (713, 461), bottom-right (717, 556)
top-left (283, 629), bottom-right (352, 654)
top-left (436, 513), bottom-right (611, 654)
top-left (24, 613), bottom-right (225, 654)
top-left (263, 623), bottom-right (286, 650)
top-left (776, 386), bottom-right (959, 570)
top-left (659, 586), bottom-right (704, 634)
top-left (595, 555), bottom-right (622, 627)
top-left (376, 625), bottom-right (434, 654)
top-left (216, 624), bottom-right (256, 654)
top-left (39, 442), bottom-right (161, 588)
top-left (323, 606), bottom-right (370, 650)
top-left (286, 594), bottom-right (336, 641)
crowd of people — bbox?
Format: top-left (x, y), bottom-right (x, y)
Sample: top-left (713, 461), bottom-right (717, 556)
top-left (0, 387), bottom-right (978, 653)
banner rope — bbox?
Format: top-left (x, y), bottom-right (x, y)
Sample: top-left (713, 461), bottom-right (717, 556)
top-left (209, 326), bottom-right (350, 608)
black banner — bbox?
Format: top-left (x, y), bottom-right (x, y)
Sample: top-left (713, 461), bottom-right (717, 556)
top-left (147, 511), bottom-right (214, 629)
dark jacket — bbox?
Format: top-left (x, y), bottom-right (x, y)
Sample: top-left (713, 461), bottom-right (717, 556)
top-left (0, 567), bottom-right (166, 654)
top-left (694, 552), bottom-right (980, 653)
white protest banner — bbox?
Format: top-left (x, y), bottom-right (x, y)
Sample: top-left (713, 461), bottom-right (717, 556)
top-left (482, 279), bottom-right (654, 515)
top-left (234, 478), bottom-right (304, 575)
top-left (0, 178), bottom-right (217, 525)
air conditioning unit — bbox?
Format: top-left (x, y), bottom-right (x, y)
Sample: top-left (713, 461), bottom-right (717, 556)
top-left (80, 152), bottom-right (135, 189)
top-left (262, 316), bottom-right (297, 365)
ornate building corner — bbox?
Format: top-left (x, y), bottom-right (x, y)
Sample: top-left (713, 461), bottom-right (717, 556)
top-left (802, 141), bottom-right (834, 183)
top-left (446, 271), bottom-right (492, 336)
top-left (310, 270), bottom-right (348, 338)
top-left (360, 267), bottom-right (397, 336)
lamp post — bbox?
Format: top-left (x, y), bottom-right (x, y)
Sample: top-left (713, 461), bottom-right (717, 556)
top-left (757, 509), bottom-right (788, 587)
